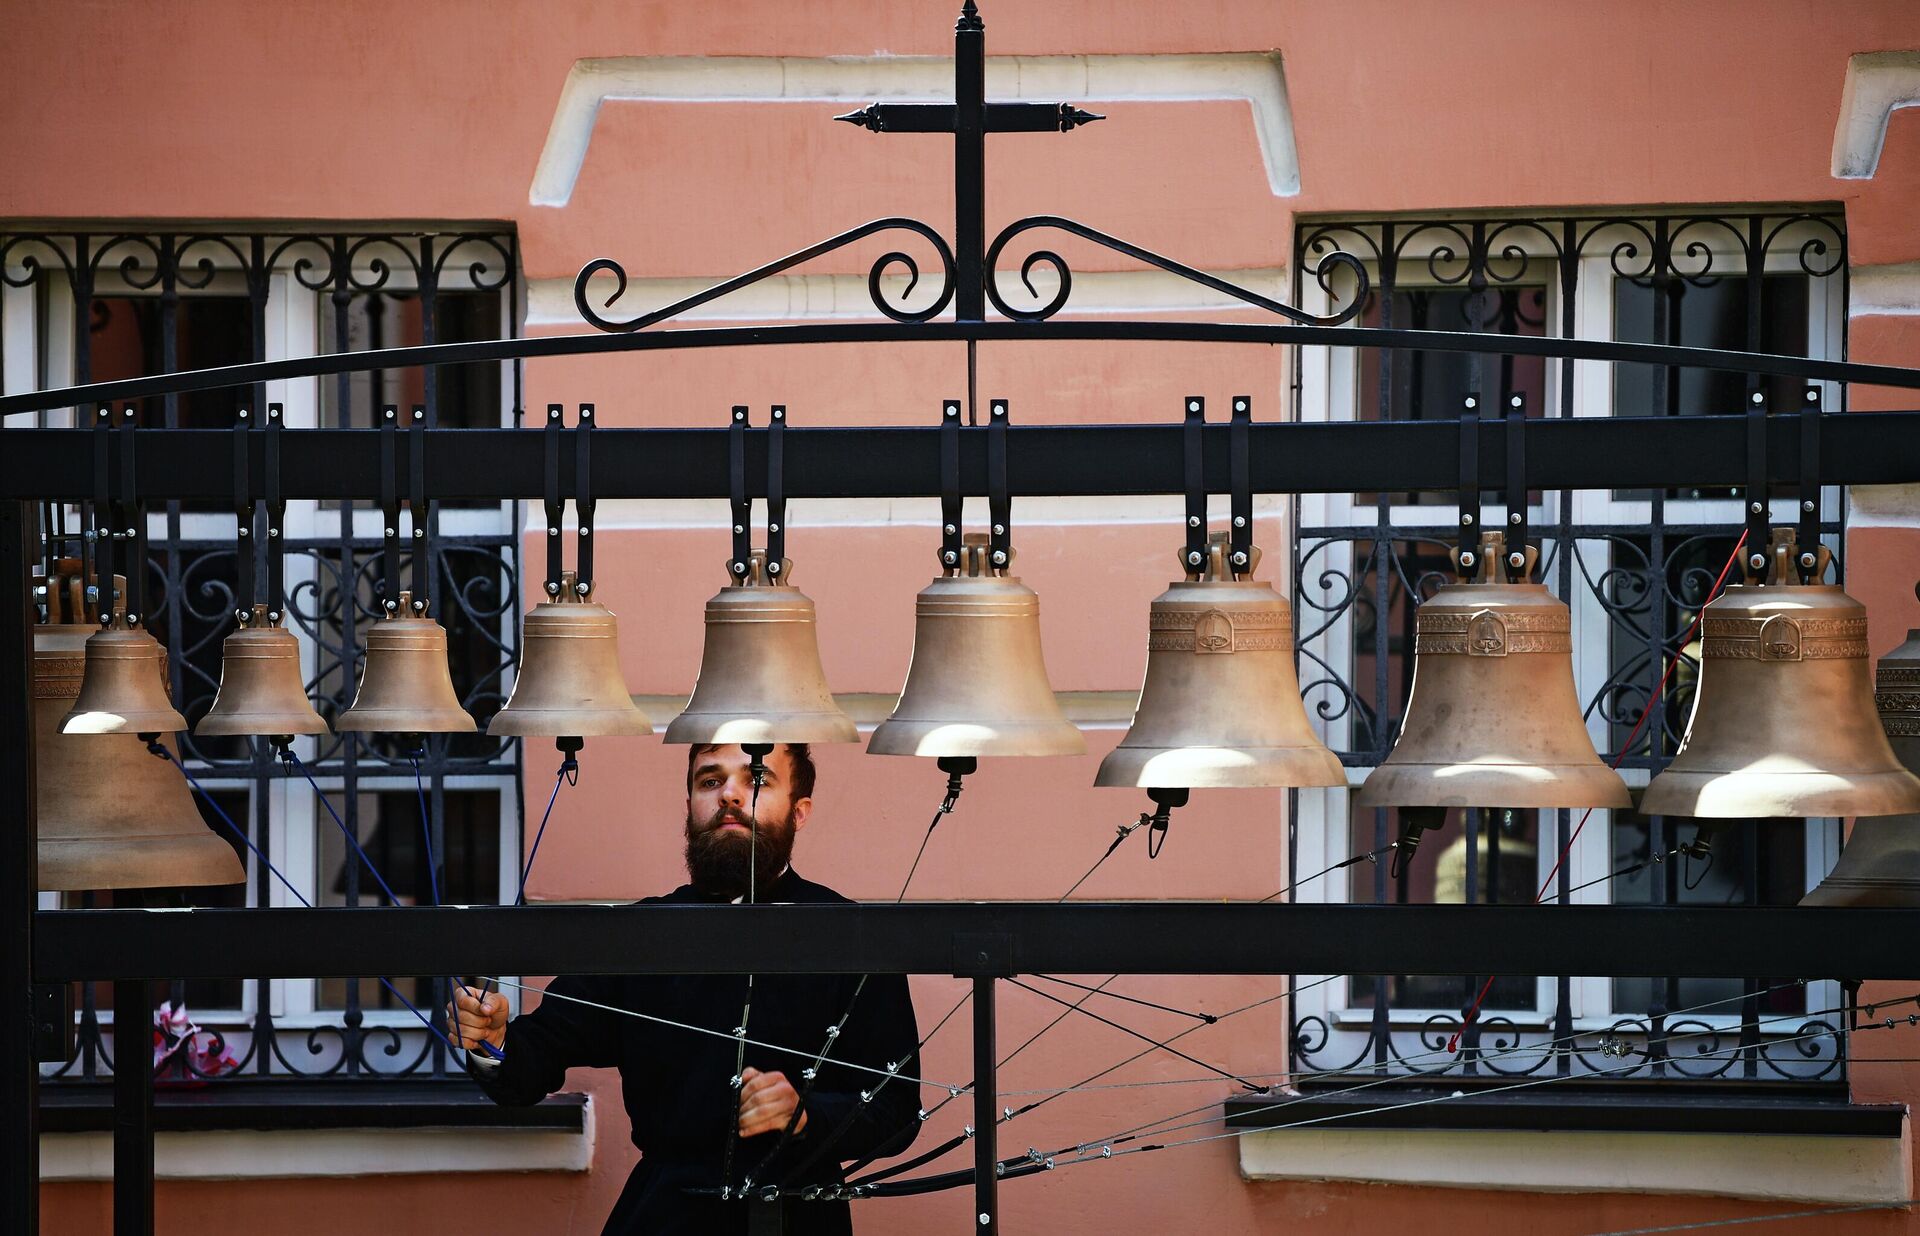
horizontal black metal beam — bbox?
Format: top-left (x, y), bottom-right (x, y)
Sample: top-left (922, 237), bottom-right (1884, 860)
top-left (3, 412), bottom-right (1917, 502)
top-left (38, 1082), bottom-right (587, 1134)
top-left (32, 903), bottom-right (1920, 982)
top-left (4, 319), bottom-right (1919, 419)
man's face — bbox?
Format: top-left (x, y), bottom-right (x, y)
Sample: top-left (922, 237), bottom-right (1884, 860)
top-left (684, 744), bottom-right (812, 898)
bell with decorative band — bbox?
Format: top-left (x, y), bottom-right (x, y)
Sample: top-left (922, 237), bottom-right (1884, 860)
top-left (1801, 622), bottom-right (1920, 905)
top-left (1097, 534), bottom-right (1341, 790)
top-left (870, 535), bottom-right (1082, 760)
top-left (197, 604), bottom-right (329, 741)
top-left (335, 591), bottom-right (477, 735)
top-left (59, 606), bottom-right (187, 737)
top-left (1644, 535), bottom-right (1920, 819)
top-left (663, 551), bottom-right (856, 745)
top-left (490, 572), bottom-right (653, 744)
top-left (35, 563), bottom-right (242, 890)
top-left (1357, 532), bottom-right (1630, 811)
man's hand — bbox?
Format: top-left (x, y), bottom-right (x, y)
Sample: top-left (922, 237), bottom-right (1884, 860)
top-left (447, 985), bottom-right (508, 1054)
top-left (737, 1067), bottom-right (807, 1138)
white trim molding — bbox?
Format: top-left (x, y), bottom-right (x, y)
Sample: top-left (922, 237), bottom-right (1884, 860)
top-left (40, 1104), bottom-right (594, 1180)
top-left (1851, 261), bottom-right (1920, 316)
top-left (1833, 51), bottom-right (1920, 179)
top-left (1240, 1122), bottom-right (1913, 1206)
top-left (532, 53), bottom-right (1300, 206)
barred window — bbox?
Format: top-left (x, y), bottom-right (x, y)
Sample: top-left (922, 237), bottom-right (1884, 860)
top-left (2, 226), bottom-right (524, 1085)
top-left (1286, 210), bottom-right (1846, 1083)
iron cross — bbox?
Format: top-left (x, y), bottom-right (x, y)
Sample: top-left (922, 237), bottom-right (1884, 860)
top-left (834, 2), bottom-right (1102, 322)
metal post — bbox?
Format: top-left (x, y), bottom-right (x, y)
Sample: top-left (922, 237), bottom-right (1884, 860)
top-left (972, 975), bottom-right (997, 1233)
top-left (112, 978), bottom-right (154, 1235)
top-left (953, 1), bottom-right (986, 321)
top-left (1, 501), bottom-right (40, 1232)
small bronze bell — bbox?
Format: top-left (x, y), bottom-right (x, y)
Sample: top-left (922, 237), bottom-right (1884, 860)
top-left (35, 566), bottom-right (242, 890)
top-left (335, 591), bottom-right (477, 735)
top-left (1357, 533), bottom-right (1630, 811)
top-left (490, 572), bottom-right (653, 741)
top-left (1802, 624), bottom-right (1920, 904)
top-left (60, 612), bottom-right (186, 736)
top-left (870, 536), bottom-right (1083, 759)
top-left (197, 604), bottom-right (329, 739)
top-left (1642, 538), bottom-right (1920, 820)
top-left (663, 552), bottom-right (856, 745)
top-left (1097, 535), bottom-right (1342, 790)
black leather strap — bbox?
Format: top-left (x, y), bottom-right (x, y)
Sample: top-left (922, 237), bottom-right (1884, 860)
top-left (543, 404), bottom-right (564, 594)
top-left (379, 404), bottom-right (400, 612)
top-left (729, 406), bottom-right (750, 579)
top-left (576, 403), bottom-right (596, 591)
top-left (766, 405), bottom-right (787, 576)
top-left (118, 407), bottom-right (142, 624)
top-left (1229, 394), bottom-right (1252, 573)
top-left (987, 399), bottom-right (1010, 568)
top-left (265, 403), bottom-right (285, 618)
top-left (1457, 393), bottom-right (1481, 569)
top-left (1798, 385), bottom-right (1821, 581)
top-left (92, 406), bottom-right (115, 624)
top-left (234, 405), bottom-right (255, 615)
top-left (940, 399), bottom-right (962, 569)
top-left (1745, 388), bottom-right (1770, 574)
top-left (1505, 391), bottom-right (1528, 572)
top-left (1183, 395), bottom-right (1205, 571)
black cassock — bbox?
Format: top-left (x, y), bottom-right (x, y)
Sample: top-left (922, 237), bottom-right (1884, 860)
top-left (470, 870), bottom-right (922, 1235)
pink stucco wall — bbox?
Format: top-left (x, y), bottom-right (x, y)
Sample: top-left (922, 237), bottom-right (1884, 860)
top-left (15, 0), bottom-right (1920, 1230)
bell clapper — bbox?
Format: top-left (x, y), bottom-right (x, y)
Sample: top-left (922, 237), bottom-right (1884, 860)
top-left (556, 735), bottom-right (583, 784)
top-left (936, 756), bottom-right (977, 814)
top-left (1142, 787), bottom-right (1189, 859)
top-left (1389, 806), bottom-right (1448, 880)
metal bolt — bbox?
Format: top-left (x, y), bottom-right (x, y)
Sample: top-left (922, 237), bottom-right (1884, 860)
top-left (269, 610), bottom-right (281, 623)
top-left (238, 409), bottom-right (250, 420)
top-left (772, 410), bottom-right (784, 420)
top-left (1749, 552), bottom-right (1767, 570)
top-left (1509, 512), bottom-right (1522, 525)
top-left (1187, 516), bottom-right (1201, 527)
top-left (385, 600), bottom-right (398, 612)
top-left (580, 527), bottom-right (590, 537)
top-left (1799, 552), bottom-right (1816, 569)
top-left (731, 561), bottom-right (746, 575)
top-left (1510, 395), bottom-right (1522, 408)
top-left (943, 551), bottom-right (958, 565)
top-left (414, 528), bottom-right (424, 537)
top-left (979, 1215), bottom-right (991, 1226)
top-left (1234, 399), bottom-right (1247, 411)
top-left (1187, 400), bottom-right (1199, 411)
top-left (732, 524), bottom-right (745, 535)
top-left (1802, 500), bottom-right (1815, 513)
top-left (991, 550), bottom-right (1007, 566)
top-left (547, 527), bottom-right (559, 537)
top-left (1508, 552), bottom-right (1525, 569)
top-left (1749, 501), bottom-right (1763, 514)
top-left (1186, 551), bottom-right (1202, 566)
top-left (945, 523), bottom-right (957, 534)
top-left (1232, 551), bottom-right (1248, 566)
top-left (1233, 515), bottom-right (1246, 528)
top-left (268, 528), bottom-right (278, 539)
top-left (1464, 396), bottom-right (1478, 409)
top-left (238, 526), bottom-right (249, 537)
top-left (992, 524), bottom-right (1004, 535)
top-left (575, 581), bottom-right (589, 595)
top-left (1459, 551), bottom-right (1476, 568)
top-left (385, 527), bottom-right (396, 538)
top-left (581, 409), bottom-right (592, 420)
top-left (1460, 513), bottom-right (1474, 526)
top-left (768, 523), bottom-right (779, 533)
top-left (1752, 392), bottom-right (1764, 404)
top-left (235, 609), bottom-right (248, 621)
top-left (768, 561), bottom-right (781, 574)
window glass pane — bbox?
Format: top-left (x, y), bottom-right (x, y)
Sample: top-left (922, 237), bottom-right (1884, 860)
top-left (1611, 273), bottom-right (1810, 499)
top-left (316, 788), bottom-right (500, 1009)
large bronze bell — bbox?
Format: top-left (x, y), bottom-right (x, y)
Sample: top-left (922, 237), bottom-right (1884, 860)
top-left (663, 552), bottom-right (856, 745)
top-left (1641, 542), bottom-right (1920, 819)
top-left (1097, 535), bottom-right (1342, 790)
top-left (335, 591), bottom-right (477, 734)
top-left (60, 615), bottom-right (187, 736)
top-left (489, 572), bottom-right (652, 741)
top-left (870, 536), bottom-right (1082, 759)
top-left (1802, 626), bottom-right (1920, 905)
top-left (1357, 533), bottom-right (1631, 811)
top-left (196, 604), bottom-right (328, 739)
top-left (35, 567), bottom-right (242, 890)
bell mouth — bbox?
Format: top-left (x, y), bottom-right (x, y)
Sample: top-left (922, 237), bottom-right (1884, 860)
top-left (1095, 744), bottom-right (1345, 790)
top-left (1641, 767), bottom-right (1920, 819)
top-left (867, 717), bottom-right (1085, 759)
top-left (1355, 760), bottom-right (1632, 811)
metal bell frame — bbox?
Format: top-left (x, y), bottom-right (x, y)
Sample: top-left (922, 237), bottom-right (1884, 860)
top-left (8, 7), bottom-right (1920, 1235)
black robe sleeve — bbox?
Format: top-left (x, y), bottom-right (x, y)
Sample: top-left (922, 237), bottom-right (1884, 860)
top-left (792, 972), bottom-right (923, 1165)
top-left (470, 973), bottom-right (624, 1107)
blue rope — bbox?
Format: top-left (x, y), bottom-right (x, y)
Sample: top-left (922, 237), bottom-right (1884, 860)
top-left (284, 749), bottom-right (401, 906)
top-left (518, 755), bottom-right (574, 905)
top-left (148, 741), bottom-right (468, 1059)
top-left (408, 750), bottom-right (441, 907)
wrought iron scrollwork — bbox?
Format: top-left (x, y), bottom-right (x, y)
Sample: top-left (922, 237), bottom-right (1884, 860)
top-left (575, 217), bottom-right (958, 332)
top-left (984, 214), bottom-right (1368, 325)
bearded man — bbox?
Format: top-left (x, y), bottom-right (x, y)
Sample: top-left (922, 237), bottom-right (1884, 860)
top-left (453, 743), bottom-right (922, 1235)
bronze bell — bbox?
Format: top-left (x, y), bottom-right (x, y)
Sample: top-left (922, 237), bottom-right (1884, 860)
top-left (197, 604), bottom-right (329, 739)
top-left (870, 535), bottom-right (1083, 759)
top-left (489, 572), bottom-right (653, 741)
top-left (663, 552), bottom-right (856, 745)
top-left (1643, 537), bottom-right (1920, 819)
top-left (60, 611), bottom-right (187, 736)
top-left (1097, 535), bottom-right (1342, 789)
top-left (335, 591), bottom-right (477, 734)
top-left (34, 566), bottom-right (242, 890)
top-left (1357, 533), bottom-right (1631, 810)
top-left (1802, 626), bottom-right (1920, 905)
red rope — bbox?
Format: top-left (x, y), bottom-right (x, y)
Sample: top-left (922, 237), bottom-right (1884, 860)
top-left (1446, 529), bottom-right (1748, 1054)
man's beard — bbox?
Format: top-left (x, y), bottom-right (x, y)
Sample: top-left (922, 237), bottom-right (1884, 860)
top-left (684, 805), bottom-right (797, 900)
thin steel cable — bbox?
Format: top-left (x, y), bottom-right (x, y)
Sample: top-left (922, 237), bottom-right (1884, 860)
top-left (1028, 975), bottom-right (1216, 1023)
top-left (1584, 1199), bottom-right (1920, 1235)
top-left (1006, 978), bottom-right (1257, 1090)
top-left (473, 974), bottom-right (961, 1092)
